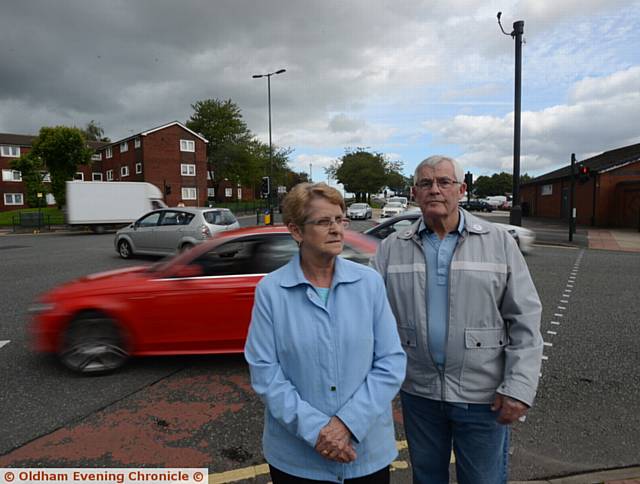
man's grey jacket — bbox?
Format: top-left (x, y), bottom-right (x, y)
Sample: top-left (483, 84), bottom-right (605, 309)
top-left (372, 209), bottom-right (543, 406)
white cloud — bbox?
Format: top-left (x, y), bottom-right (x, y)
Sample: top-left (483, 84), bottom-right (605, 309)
top-left (427, 65), bottom-right (640, 175)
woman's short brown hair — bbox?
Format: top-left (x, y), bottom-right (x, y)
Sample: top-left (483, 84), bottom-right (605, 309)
top-left (282, 182), bottom-right (346, 226)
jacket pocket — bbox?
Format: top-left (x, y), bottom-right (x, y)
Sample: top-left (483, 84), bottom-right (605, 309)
top-left (462, 328), bottom-right (507, 391)
top-left (397, 325), bottom-right (417, 348)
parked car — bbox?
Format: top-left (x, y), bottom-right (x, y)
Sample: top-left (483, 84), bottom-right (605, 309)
top-left (114, 207), bottom-right (240, 259)
top-left (381, 201), bottom-right (405, 218)
top-left (460, 200), bottom-right (494, 212)
top-left (388, 196), bottom-right (408, 209)
top-left (347, 203), bottom-right (373, 220)
top-left (364, 212), bottom-right (535, 254)
top-left (29, 226), bottom-right (378, 374)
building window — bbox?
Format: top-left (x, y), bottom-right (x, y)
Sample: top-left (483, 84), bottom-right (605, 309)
top-left (106, 147), bottom-right (113, 158)
top-left (181, 187), bottom-right (197, 200)
top-left (74, 172), bottom-right (84, 181)
top-left (106, 169), bottom-right (114, 181)
top-left (120, 141), bottom-right (128, 153)
top-left (4, 193), bottom-right (23, 205)
top-left (121, 166), bottom-right (129, 177)
top-left (46, 193), bottom-right (56, 205)
top-left (41, 172), bottom-right (51, 182)
top-left (92, 172), bottom-right (103, 181)
top-left (2, 169), bottom-right (22, 181)
top-left (541, 184), bottom-right (553, 196)
top-left (225, 188), bottom-right (232, 198)
top-left (237, 188), bottom-right (242, 200)
top-left (180, 139), bottom-right (195, 152)
top-left (0, 145), bottom-right (20, 157)
top-left (134, 137), bottom-right (141, 149)
top-left (207, 170), bottom-right (214, 180)
top-left (181, 163), bottom-right (196, 176)
top-left (91, 153), bottom-right (102, 161)
top-left (207, 188), bottom-right (216, 198)
top-left (135, 162), bottom-right (142, 174)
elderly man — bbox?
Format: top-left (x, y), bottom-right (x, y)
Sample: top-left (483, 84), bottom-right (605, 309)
top-left (372, 155), bottom-right (543, 484)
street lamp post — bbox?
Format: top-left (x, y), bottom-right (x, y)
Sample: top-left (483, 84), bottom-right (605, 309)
top-left (252, 68), bottom-right (286, 225)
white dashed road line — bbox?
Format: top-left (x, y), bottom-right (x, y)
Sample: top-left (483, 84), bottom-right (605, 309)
top-left (0, 340), bottom-right (10, 349)
top-left (539, 249), bottom-right (585, 381)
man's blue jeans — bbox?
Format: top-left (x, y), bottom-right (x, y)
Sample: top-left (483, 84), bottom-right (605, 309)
top-left (400, 391), bottom-right (510, 484)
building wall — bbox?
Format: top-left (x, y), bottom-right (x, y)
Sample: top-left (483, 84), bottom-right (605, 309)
top-left (521, 160), bottom-right (640, 227)
top-left (1, 145), bottom-right (30, 210)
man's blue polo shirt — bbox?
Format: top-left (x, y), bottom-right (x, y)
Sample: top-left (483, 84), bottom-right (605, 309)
top-left (419, 210), bottom-right (465, 367)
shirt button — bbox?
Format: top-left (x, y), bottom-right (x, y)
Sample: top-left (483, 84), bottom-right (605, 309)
top-left (330, 386), bottom-right (336, 391)
top-left (476, 342), bottom-right (482, 347)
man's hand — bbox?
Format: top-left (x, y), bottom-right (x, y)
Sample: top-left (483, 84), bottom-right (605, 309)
top-left (491, 394), bottom-right (529, 424)
top-left (315, 416), bottom-right (357, 463)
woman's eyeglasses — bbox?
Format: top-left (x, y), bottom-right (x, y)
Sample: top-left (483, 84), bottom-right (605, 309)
top-left (303, 216), bottom-right (350, 229)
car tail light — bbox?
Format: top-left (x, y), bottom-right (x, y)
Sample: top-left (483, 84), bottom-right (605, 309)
top-left (200, 224), bottom-right (211, 238)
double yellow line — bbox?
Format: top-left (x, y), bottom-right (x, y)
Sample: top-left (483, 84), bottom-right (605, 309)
top-left (208, 440), bottom-right (455, 483)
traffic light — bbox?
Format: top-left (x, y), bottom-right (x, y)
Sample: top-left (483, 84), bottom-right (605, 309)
top-left (578, 165), bottom-right (590, 183)
top-left (260, 176), bottom-right (270, 198)
top-left (464, 172), bottom-right (473, 192)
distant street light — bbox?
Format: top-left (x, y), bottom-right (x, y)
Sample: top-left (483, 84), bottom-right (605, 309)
top-left (498, 12), bottom-right (525, 226)
top-left (252, 68), bottom-right (286, 225)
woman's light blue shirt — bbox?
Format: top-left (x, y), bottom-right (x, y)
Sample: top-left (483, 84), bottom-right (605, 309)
top-left (244, 255), bottom-right (407, 482)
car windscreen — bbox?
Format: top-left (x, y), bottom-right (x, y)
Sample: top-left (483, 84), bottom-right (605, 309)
top-left (350, 204), bottom-right (367, 209)
top-left (385, 202), bottom-right (402, 208)
top-left (203, 210), bottom-right (237, 225)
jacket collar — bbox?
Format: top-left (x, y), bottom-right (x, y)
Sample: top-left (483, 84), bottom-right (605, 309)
top-left (279, 253), bottom-right (362, 288)
top-left (398, 208), bottom-right (491, 240)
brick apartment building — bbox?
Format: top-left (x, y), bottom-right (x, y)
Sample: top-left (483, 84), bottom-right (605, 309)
top-left (0, 121), bottom-right (215, 211)
top-left (520, 143), bottom-right (640, 228)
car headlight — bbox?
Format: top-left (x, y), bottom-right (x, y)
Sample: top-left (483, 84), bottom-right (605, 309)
top-left (28, 303), bottom-right (56, 314)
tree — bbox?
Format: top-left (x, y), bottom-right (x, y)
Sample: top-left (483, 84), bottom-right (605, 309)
top-left (328, 149), bottom-right (388, 202)
top-left (186, 99), bottom-right (254, 183)
top-left (83, 120), bottom-right (110, 142)
top-left (29, 126), bottom-right (93, 208)
top-left (10, 152), bottom-right (47, 207)
top-left (472, 172), bottom-right (533, 198)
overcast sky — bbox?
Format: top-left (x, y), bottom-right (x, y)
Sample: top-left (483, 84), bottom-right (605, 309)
top-left (2, 0), bottom-right (639, 180)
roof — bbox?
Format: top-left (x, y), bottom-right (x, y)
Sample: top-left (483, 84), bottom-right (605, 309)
top-left (0, 132), bottom-right (108, 150)
top-left (0, 133), bottom-right (37, 146)
top-left (524, 142), bottom-right (640, 185)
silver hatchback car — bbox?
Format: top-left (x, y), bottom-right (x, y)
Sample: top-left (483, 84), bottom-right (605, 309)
top-left (114, 207), bottom-right (240, 258)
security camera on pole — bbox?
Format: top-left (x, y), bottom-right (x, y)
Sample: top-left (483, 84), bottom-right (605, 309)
top-left (498, 12), bottom-right (525, 226)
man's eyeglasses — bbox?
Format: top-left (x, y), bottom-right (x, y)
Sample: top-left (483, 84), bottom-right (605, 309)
top-left (415, 177), bottom-right (461, 190)
top-left (304, 216), bottom-right (350, 229)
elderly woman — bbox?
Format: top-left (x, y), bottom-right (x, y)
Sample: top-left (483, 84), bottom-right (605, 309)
top-left (244, 182), bottom-right (406, 484)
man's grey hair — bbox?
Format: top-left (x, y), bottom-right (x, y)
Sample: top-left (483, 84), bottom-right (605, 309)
top-left (413, 155), bottom-right (464, 184)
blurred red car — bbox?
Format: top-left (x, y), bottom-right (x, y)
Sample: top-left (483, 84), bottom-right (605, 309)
top-left (30, 226), bottom-right (377, 374)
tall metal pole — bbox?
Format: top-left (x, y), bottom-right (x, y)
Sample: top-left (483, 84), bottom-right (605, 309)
top-left (569, 153), bottom-right (576, 242)
top-left (510, 20), bottom-right (524, 226)
top-left (267, 74), bottom-right (273, 224)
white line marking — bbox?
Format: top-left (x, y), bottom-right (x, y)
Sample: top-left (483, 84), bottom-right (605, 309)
top-left (542, 355), bottom-right (549, 360)
top-left (566, 284), bottom-right (574, 288)
top-left (547, 331), bottom-right (557, 335)
top-left (564, 289), bottom-right (572, 293)
top-left (557, 306), bottom-right (566, 310)
top-left (544, 342), bottom-right (553, 347)
top-left (560, 299), bottom-right (569, 303)
top-left (0, 340), bottom-right (9, 349)
top-left (554, 313), bottom-right (563, 317)
top-left (551, 321), bottom-right (561, 325)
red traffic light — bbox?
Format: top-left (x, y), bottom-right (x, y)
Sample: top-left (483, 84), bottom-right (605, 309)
top-left (579, 166), bottom-right (589, 175)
